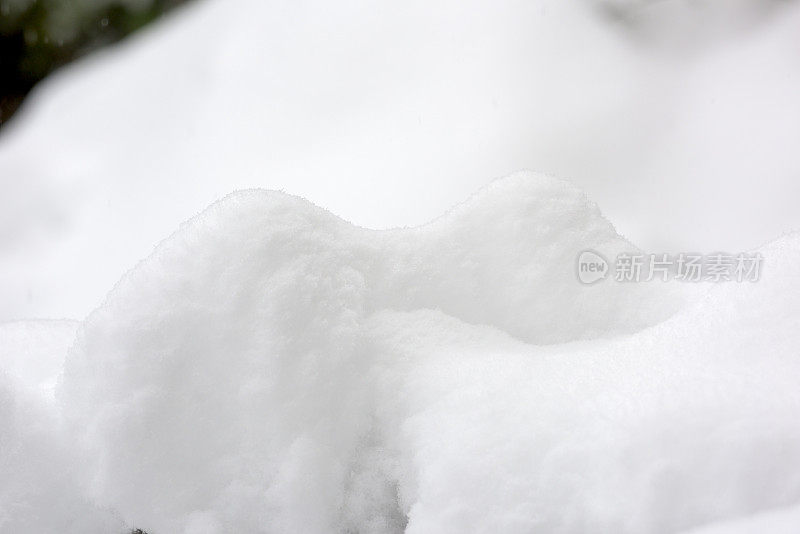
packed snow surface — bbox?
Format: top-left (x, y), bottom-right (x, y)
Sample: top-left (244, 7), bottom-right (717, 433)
top-left (3, 172), bottom-right (797, 532)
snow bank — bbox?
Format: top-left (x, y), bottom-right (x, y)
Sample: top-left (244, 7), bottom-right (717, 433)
top-left (50, 172), bottom-right (799, 533)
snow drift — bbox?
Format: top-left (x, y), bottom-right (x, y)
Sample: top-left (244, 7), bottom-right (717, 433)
top-left (10, 172), bottom-right (786, 533)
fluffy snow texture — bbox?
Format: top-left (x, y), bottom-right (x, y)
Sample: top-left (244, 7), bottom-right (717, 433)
top-left (14, 172), bottom-right (788, 533)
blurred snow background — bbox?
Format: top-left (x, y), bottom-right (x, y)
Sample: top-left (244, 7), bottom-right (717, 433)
top-left (1, 0), bottom-right (799, 320)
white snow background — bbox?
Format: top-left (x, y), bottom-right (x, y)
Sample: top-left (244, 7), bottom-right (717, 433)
top-left (2, 0), bottom-right (800, 320)
top-left (1, 0), bottom-right (800, 532)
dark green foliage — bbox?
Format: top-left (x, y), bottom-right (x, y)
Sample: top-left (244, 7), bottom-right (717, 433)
top-left (0, 0), bottom-right (188, 127)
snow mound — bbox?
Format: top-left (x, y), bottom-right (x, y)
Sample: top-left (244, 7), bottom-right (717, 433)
top-left (54, 172), bottom-right (800, 533)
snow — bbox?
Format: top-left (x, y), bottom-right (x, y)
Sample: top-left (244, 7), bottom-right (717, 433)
top-left (0, 320), bottom-right (78, 402)
top-left (0, 321), bottom-right (122, 532)
top-left (2, 0), bottom-right (800, 320)
top-left (2, 0), bottom-right (800, 530)
top-left (374, 233), bottom-right (800, 533)
top-left (681, 502), bottom-right (800, 534)
top-left (5, 172), bottom-right (779, 532)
